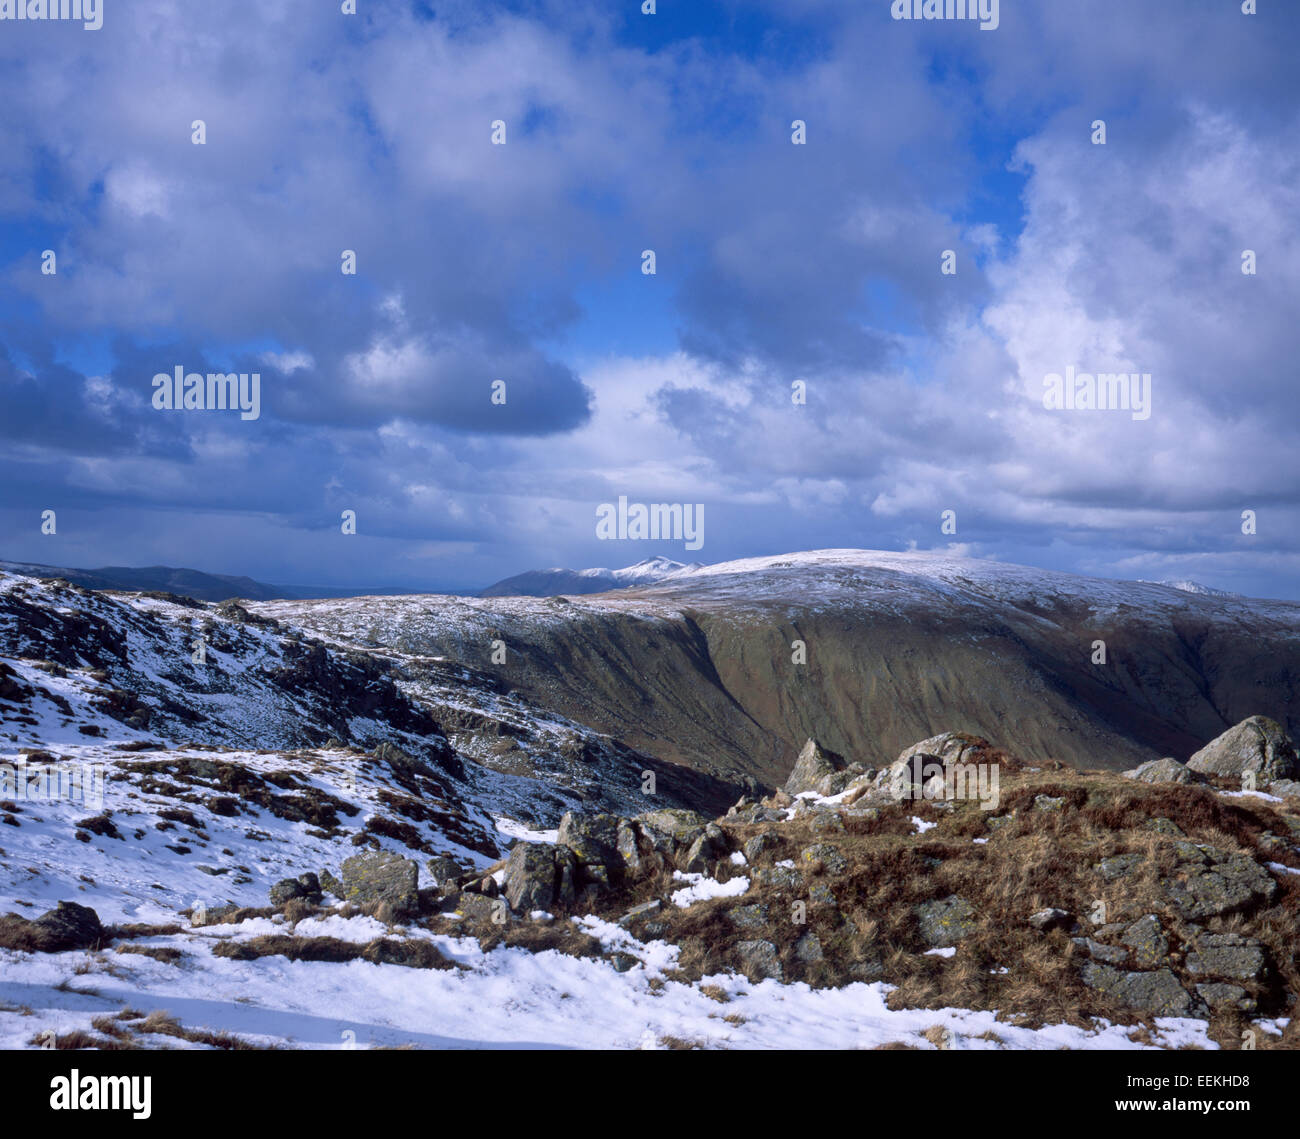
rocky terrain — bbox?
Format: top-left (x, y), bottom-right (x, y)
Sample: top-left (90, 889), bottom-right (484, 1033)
top-left (2, 558), bottom-right (1299, 1050)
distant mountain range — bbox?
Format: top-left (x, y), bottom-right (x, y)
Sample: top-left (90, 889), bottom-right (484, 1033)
top-left (479, 556), bottom-right (704, 597)
top-left (0, 560), bottom-right (438, 603)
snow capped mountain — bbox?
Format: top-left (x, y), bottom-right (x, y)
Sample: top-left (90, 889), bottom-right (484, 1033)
top-left (259, 548), bottom-right (1300, 783)
top-left (479, 555), bottom-right (704, 597)
top-left (1139, 579), bottom-right (1241, 599)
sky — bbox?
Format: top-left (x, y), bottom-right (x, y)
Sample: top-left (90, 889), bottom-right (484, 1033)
top-left (1, 0), bottom-right (1298, 596)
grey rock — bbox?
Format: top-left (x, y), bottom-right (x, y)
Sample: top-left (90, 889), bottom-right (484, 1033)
top-left (340, 850), bottom-right (420, 916)
top-left (736, 939), bottom-right (784, 982)
top-left (1080, 962), bottom-right (1206, 1018)
top-left (1186, 933), bottom-right (1266, 982)
top-left (1072, 937), bottom-right (1131, 966)
top-left (1123, 758), bottom-right (1198, 785)
top-left (794, 931), bottom-right (824, 964)
top-left (1120, 915), bottom-right (1169, 970)
top-left (784, 739), bottom-right (847, 797)
top-left (729, 903), bottom-right (771, 930)
top-left (1034, 794), bottom-right (1065, 812)
top-left (1028, 907), bottom-right (1073, 932)
top-left (914, 895), bottom-right (977, 947)
top-left (425, 856), bottom-right (464, 886)
top-left (1161, 845), bottom-right (1276, 920)
top-left (743, 832), bottom-right (782, 863)
top-left (1097, 853), bottom-right (1144, 881)
top-left (800, 843), bottom-right (849, 876)
top-left (1186, 716), bottom-right (1298, 784)
top-left (503, 842), bottom-right (560, 912)
top-left (1195, 983), bottom-right (1256, 1012)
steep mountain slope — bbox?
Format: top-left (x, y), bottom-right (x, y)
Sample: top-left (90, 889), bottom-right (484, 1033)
top-left (256, 550), bottom-right (1300, 784)
top-left (0, 572), bottom-right (735, 827)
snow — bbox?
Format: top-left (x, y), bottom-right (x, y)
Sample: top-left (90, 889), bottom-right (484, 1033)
top-left (669, 872), bottom-right (751, 908)
top-left (0, 926), bottom-right (1224, 1051)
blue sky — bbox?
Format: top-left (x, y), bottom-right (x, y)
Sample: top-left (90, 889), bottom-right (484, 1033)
top-left (1, 0), bottom-right (1299, 596)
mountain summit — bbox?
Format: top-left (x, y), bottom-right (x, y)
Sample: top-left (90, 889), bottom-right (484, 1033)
top-left (479, 555), bottom-right (704, 597)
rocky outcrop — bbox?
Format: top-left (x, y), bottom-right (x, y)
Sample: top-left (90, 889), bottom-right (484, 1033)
top-left (339, 850), bottom-right (420, 916)
top-left (783, 739), bottom-right (847, 796)
top-left (1123, 757), bottom-right (1198, 784)
top-left (1186, 716), bottom-right (1298, 784)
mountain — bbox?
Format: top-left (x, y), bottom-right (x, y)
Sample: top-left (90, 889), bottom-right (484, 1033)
top-left (479, 555), bottom-right (703, 597)
top-left (1140, 578), bottom-right (1242, 599)
top-left (259, 548), bottom-right (1300, 784)
top-left (4, 554), bottom-right (1300, 1053)
top-left (0, 560), bottom-right (440, 602)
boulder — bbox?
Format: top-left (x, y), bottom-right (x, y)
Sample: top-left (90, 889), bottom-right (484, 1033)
top-left (682, 823), bottom-right (728, 874)
top-left (1186, 716), bottom-right (1298, 784)
top-left (783, 739), bottom-right (848, 797)
top-left (340, 850), bottom-right (420, 916)
top-left (729, 903), bottom-right (771, 930)
top-left (1080, 962), bottom-right (1205, 1018)
top-left (269, 877), bottom-right (307, 906)
top-left (743, 832), bottom-right (781, 863)
top-left (557, 812), bottom-right (625, 887)
top-left (455, 892), bottom-right (511, 922)
top-left (1195, 983), bottom-right (1255, 1012)
top-left (800, 843), bottom-right (848, 876)
top-left (503, 842), bottom-right (561, 912)
top-left (29, 902), bottom-right (104, 951)
top-left (1028, 907), bottom-right (1073, 932)
top-left (914, 895), bottom-right (977, 947)
top-left (425, 856), bottom-right (465, 886)
top-left (896, 731), bottom-right (993, 769)
top-left (1160, 844), bottom-right (1276, 920)
top-left (736, 939), bottom-right (784, 982)
top-left (1185, 933), bottom-right (1267, 982)
top-left (1123, 757), bottom-right (1197, 785)
top-left (1120, 915), bottom-right (1168, 970)
top-left (634, 808), bottom-right (709, 845)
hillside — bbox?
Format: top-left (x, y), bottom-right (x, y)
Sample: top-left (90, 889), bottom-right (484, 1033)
top-left (257, 549), bottom-right (1300, 785)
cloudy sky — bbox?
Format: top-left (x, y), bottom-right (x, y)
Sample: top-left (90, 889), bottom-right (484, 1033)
top-left (1, 0), bottom-right (1297, 596)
